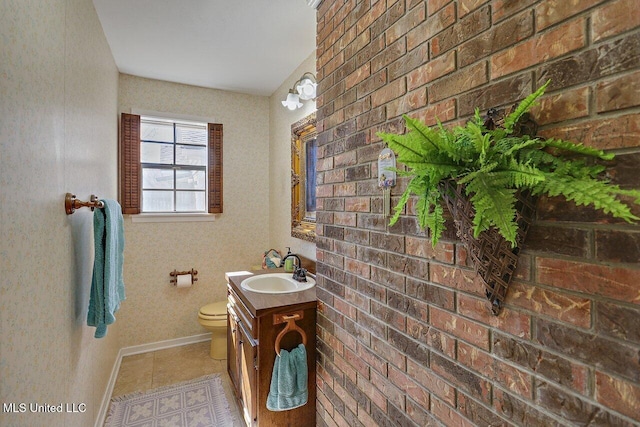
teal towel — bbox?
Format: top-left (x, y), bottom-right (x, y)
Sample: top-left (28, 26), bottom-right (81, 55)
top-left (87, 199), bottom-right (125, 338)
top-left (267, 344), bottom-right (308, 411)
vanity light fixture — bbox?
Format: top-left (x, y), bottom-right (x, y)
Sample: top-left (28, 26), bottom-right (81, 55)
top-left (282, 72), bottom-right (317, 110)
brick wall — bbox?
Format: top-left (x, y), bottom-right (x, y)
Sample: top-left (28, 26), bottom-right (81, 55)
top-left (314, 1), bottom-right (640, 426)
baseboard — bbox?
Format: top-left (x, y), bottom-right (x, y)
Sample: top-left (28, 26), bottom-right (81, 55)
top-left (119, 333), bottom-right (211, 357)
top-left (94, 333), bottom-right (212, 427)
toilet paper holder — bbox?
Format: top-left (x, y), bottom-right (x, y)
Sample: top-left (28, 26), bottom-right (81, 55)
top-left (170, 268), bottom-right (198, 286)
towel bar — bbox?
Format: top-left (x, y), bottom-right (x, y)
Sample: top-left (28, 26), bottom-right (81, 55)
top-left (274, 311), bottom-right (307, 355)
top-left (65, 193), bottom-right (104, 215)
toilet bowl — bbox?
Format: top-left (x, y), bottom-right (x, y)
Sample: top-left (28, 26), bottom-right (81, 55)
top-left (198, 301), bottom-right (228, 359)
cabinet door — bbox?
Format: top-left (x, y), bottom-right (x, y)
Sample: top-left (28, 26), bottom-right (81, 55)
top-left (227, 310), bottom-right (240, 397)
top-left (239, 320), bottom-right (258, 426)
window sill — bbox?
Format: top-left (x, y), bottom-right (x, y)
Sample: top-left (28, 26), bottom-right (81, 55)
top-left (129, 213), bottom-right (218, 223)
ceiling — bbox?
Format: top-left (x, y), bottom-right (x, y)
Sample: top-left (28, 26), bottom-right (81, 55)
top-left (92, 0), bottom-right (317, 96)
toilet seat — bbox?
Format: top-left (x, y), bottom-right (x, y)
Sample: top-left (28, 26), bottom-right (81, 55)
top-left (198, 301), bottom-right (227, 321)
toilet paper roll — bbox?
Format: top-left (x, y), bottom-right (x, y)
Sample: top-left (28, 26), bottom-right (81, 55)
top-left (176, 274), bottom-right (192, 288)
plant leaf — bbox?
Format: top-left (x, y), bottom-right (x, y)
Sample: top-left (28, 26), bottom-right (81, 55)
top-left (503, 80), bottom-right (549, 132)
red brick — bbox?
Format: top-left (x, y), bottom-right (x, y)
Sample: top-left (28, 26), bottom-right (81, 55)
top-left (370, 369), bottom-right (404, 410)
top-left (345, 29), bottom-right (371, 60)
top-left (427, 0), bottom-right (452, 16)
top-left (492, 0), bottom-right (536, 23)
top-left (334, 353), bottom-right (358, 383)
top-left (356, 0), bottom-right (386, 35)
top-left (531, 86), bottom-right (590, 126)
top-left (535, 0), bottom-right (604, 30)
top-left (317, 183), bottom-right (334, 198)
top-left (345, 257), bottom-right (371, 278)
top-left (592, 0), bottom-right (640, 42)
top-left (388, 365), bottom-right (431, 408)
top-left (459, 9), bottom-right (533, 68)
top-left (318, 157), bottom-right (334, 171)
top-left (386, 2), bottom-right (426, 45)
top-left (333, 381), bottom-right (357, 416)
top-left (458, 0), bottom-right (490, 17)
top-left (385, 88), bottom-right (428, 118)
top-left (322, 329), bottom-right (345, 358)
top-left (407, 358), bottom-right (456, 406)
top-left (346, 63), bottom-right (371, 90)
top-left (325, 169), bottom-right (345, 183)
top-left (357, 341), bottom-right (388, 376)
top-left (345, 197), bottom-right (370, 212)
top-left (491, 18), bottom-right (586, 78)
top-left (430, 306), bottom-right (490, 350)
top-left (371, 334), bottom-right (406, 371)
top-left (334, 212), bottom-right (356, 228)
top-left (406, 2), bottom-right (456, 51)
top-left (430, 263), bottom-right (486, 296)
top-left (537, 258), bottom-right (640, 305)
top-left (334, 297), bottom-right (357, 320)
top-left (371, 76), bottom-right (406, 107)
top-left (458, 341), bottom-right (533, 399)
top-left (357, 374), bottom-right (387, 411)
top-left (334, 183), bottom-right (356, 196)
top-left (334, 150), bottom-right (357, 167)
top-left (406, 316), bottom-right (456, 359)
top-left (325, 50), bottom-right (345, 78)
top-left (507, 281), bottom-right (591, 329)
top-left (429, 61), bottom-right (487, 103)
top-left (344, 347), bottom-right (370, 378)
top-left (539, 113), bottom-right (640, 151)
top-left (457, 293), bottom-right (532, 339)
top-left (431, 396), bottom-right (476, 427)
top-left (405, 236), bottom-right (454, 263)
top-left (335, 325), bottom-right (357, 352)
top-left (414, 98), bottom-right (456, 125)
top-left (596, 370), bottom-right (640, 420)
top-left (407, 50), bottom-right (456, 90)
top-left (596, 70), bottom-right (640, 113)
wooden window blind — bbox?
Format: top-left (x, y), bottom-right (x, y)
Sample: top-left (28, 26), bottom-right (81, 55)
top-left (208, 123), bottom-right (223, 214)
top-left (119, 113), bottom-right (223, 214)
top-left (120, 113), bottom-right (141, 214)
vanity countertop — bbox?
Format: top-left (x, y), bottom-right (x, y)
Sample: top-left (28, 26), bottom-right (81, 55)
top-left (226, 268), bottom-right (317, 317)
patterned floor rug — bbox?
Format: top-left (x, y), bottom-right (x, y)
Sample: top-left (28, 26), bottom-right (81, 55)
top-left (105, 374), bottom-right (234, 427)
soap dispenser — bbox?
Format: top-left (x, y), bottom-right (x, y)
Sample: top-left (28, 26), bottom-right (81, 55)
top-left (283, 247), bottom-right (295, 272)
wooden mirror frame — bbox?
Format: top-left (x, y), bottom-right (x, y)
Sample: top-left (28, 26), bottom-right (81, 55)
top-left (291, 112), bottom-right (317, 242)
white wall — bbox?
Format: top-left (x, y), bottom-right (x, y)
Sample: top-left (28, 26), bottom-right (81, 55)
top-left (0, 0), bottom-right (120, 425)
top-left (269, 52), bottom-right (317, 261)
top-left (117, 75), bottom-right (271, 347)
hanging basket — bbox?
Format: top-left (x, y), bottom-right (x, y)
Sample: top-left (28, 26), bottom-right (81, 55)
top-left (439, 180), bottom-right (537, 315)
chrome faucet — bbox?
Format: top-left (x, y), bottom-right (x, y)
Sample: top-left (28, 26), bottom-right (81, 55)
top-left (281, 253), bottom-right (309, 282)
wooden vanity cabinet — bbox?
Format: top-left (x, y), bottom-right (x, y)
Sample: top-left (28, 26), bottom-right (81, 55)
top-left (226, 272), bottom-right (317, 426)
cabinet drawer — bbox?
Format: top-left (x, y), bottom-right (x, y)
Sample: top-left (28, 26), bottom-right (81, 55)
top-left (228, 285), bottom-right (257, 338)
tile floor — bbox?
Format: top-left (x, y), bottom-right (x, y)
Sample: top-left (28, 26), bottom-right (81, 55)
top-left (108, 340), bottom-right (244, 426)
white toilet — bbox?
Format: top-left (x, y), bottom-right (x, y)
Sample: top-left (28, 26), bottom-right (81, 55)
top-left (197, 301), bottom-right (228, 359)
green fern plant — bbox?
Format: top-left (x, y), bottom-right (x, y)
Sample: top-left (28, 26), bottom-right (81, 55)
top-left (378, 81), bottom-right (640, 247)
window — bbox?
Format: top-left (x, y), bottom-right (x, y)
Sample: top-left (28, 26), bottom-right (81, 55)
top-left (120, 113), bottom-right (223, 215)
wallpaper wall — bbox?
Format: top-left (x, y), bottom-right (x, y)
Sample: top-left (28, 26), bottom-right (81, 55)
top-left (0, 0), bottom-right (120, 426)
top-left (269, 52), bottom-right (318, 262)
top-left (117, 75), bottom-right (271, 347)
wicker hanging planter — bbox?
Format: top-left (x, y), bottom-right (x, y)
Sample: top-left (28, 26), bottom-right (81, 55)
top-left (440, 180), bottom-right (537, 315)
top-left (378, 82), bottom-right (640, 317)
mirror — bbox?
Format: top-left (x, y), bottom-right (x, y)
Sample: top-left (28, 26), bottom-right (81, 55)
top-left (291, 112), bottom-right (317, 242)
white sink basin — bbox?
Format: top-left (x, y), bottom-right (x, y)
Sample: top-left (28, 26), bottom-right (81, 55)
top-left (240, 273), bottom-right (315, 294)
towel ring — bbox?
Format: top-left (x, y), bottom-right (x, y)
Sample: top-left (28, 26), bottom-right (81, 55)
top-left (274, 313), bottom-right (307, 356)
